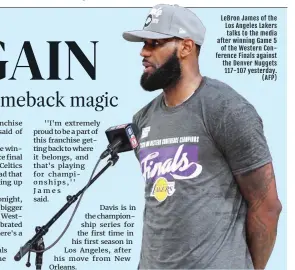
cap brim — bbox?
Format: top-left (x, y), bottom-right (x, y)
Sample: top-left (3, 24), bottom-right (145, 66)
top-left (122, 30), bottom-right (173, 42)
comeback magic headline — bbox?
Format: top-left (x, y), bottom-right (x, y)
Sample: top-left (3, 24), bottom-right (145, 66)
top-left (0, 41), bottom-right (118, 112)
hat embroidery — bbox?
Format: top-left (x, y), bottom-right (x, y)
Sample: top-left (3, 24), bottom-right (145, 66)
top-left (144, 7), bottom-right (163, 27)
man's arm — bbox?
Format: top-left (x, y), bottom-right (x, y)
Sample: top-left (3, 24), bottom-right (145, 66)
top-left (235, 162), bottom-right (282, 270)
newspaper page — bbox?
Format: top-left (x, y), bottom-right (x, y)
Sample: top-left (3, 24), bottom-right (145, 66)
top-left (0, 1), bottom-right (289, 270)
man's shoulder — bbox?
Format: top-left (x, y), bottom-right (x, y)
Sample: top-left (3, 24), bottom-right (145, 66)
top-left (200, 76), bottom-right (260, 123)
top-left (200, 76), bottom-right (255, 112)
top-left (201, 76), bottom-right (245, 101)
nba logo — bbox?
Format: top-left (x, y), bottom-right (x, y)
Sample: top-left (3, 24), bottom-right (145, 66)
top-left (130, 135), bottom-right (138, 148)
top-left (127, 127), bottom-right (133, 136)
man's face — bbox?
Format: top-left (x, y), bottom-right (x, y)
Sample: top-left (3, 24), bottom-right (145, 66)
top-left (140, 38), bottom-right (182, 91)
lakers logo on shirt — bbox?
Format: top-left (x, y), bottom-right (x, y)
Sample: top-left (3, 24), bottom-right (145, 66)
top-left (139, 144), bottom-right (202, 203)
top-left (150, 177), bottom-right (175, 202)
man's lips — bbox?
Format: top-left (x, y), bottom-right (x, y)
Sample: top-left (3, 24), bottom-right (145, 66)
top-left (142, 61), bottom-right (153, 67)
top-left (142, 61), bottom-right (154, 72)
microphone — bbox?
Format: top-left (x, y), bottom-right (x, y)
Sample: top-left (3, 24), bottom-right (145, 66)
top-left (14, 241), bottom-right (32, 261)
top-left (100, 123), bottom-right (139, 159)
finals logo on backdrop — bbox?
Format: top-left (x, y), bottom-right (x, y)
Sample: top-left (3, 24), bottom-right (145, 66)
top-left (139, 143), bottom-right (202, 202)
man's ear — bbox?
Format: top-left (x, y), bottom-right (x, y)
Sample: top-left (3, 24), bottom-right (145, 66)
top-left (179, 39), bottom-right (195, 58)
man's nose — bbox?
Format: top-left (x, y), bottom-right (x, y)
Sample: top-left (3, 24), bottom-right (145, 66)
top-left (140, 46), bottom-right (152, 58)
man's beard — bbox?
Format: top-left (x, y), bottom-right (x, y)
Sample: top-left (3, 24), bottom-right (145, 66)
top-left (140, 49), bottom-right (181, 92)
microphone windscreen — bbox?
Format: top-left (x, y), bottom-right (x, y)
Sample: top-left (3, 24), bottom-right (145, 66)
top-left (105, 123), bottom-right (139, 153)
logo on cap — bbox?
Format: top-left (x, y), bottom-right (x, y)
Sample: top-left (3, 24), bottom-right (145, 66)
top-left (179, 28), bottom-right (186, 34)
top-left (144, 14), bottom-right (152, 27)
top-left (144, 7), bottom-right (163, 28)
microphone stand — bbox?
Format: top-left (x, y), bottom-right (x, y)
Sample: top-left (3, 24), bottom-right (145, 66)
top-left (25, 226), bottom-right (44, 270)
top-left (14, 152), bottom-right (119, 268)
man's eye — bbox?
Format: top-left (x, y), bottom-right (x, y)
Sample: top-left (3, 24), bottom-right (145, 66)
top-left (144, 40), bottom-right (160, 47)
top-left (151, 40), bottom-right (159, 47)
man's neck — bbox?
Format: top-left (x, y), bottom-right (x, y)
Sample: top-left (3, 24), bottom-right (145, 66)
top-left (163, 74), bottom-right (203, 107)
